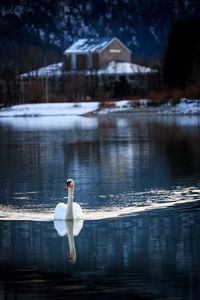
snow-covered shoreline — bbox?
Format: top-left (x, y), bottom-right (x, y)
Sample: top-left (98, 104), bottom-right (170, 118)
top-left (97, 99), bottom-right (200, 115)
top-left (0, 102), bottom-right (99, 117)
top-left (0, 99), bottom-right (200, 117)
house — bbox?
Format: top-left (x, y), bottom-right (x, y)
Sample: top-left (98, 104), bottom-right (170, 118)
top-left (19, 37), bottom-right (159, 102)
top-left (63, 37), bottom-right (131, 71)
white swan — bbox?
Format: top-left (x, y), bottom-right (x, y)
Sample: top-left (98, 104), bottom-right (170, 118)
top-left (54, 178), bottom-right (84, 220)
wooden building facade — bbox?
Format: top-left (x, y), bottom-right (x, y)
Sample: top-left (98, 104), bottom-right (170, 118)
top-left (63, 37), bottom-right (131, 71)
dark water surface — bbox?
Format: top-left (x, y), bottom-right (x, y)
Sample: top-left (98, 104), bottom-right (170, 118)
top-left (0, 114), bottom-right (200, 299)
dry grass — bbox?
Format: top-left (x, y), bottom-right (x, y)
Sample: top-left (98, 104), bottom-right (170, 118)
top-left (147, 83), bottom-right (200, 106)
top-left (185, 83), bottom-right (200, 99)
top-left (98, 101), bottom-right (116, 110)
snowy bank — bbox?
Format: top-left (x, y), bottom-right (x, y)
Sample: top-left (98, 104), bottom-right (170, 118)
top-left (0, 102), bottom-right (99, 117)
top-left (98, 99), bottom-right (200, 115)
top-left (159, 99), bottom-right (200, 115)
top-left (0, 99), bottom-right (200, 118)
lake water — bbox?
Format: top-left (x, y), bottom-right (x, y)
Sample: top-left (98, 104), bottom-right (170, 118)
top-left (0, 114), bottom-right (200, 299)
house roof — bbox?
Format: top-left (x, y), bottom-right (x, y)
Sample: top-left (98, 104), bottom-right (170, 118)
top-left (20, 62), bottom-right (63, 78)
top-left (20, 61), bottom-right (155, 78)
top-left (64, 37), bottom-right (118, 54)
top-left (98, 61), bottom-right (155, 75)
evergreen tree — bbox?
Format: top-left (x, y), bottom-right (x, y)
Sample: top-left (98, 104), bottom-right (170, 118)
top-left (163, 17), bottom-right (200, 90)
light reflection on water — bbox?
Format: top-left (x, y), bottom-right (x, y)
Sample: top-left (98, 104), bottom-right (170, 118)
top-left (1, 115), bottom-right (200, 213)
top-left (0, 186), bottom-right (200, 221)
top-left (0, 114), bottom-right (200, 298)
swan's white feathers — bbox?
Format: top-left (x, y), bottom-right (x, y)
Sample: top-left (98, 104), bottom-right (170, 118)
top-left (54, 203), bottom-right (67, 220)
top-left (54, 202), bottom-right (83, 220)
top-left (73, 202), bottom-right (84, 219)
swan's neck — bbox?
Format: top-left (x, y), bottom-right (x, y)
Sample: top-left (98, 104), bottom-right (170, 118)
top-left (66, 186), bottom-right (74, 220)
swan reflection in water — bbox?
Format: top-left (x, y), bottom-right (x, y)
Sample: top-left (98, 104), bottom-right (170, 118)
top-left (54, 219), bottom-right (84, 263)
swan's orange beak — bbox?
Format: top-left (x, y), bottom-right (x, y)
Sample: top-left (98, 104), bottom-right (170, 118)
top-left (65, 183), bottom-right (70, 190)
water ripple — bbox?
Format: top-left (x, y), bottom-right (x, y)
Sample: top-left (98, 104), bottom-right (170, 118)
top-left (0, 186), bottom-right (199, 221)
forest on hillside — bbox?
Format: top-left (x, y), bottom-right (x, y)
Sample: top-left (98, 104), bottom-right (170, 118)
top-left (0, 0), bottom-right (200, 105)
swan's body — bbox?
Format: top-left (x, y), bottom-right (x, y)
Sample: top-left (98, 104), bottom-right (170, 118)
top-left (54, 202), bottom-right (83, 220)
top-left (54, 179), bottom-right (83, 220)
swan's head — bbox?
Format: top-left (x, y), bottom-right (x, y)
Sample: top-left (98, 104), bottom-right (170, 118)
top-left (65, 178), bottom-right (75, 190)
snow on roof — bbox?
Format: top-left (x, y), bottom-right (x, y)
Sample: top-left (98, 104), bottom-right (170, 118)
top-left (63, 37), bottom-right (114, 54)
top-left (20, 61), bottom-right (155, 78)
top-left (98, 61), bottom-right (156, 74)
top-left (20, 62), bottom-right (63, 78)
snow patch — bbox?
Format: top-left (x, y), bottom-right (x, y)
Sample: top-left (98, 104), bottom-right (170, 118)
top-left (98, 61), bottom-right (155, 74)
top-left (1, 99), bottom-right (200, 118)
top-left (20, 61), bottom-right (155, 78)
top-left (0, 102), bottom-right (99, 117)
top-left (20, 62), bottom-right (63, 78)
top-left (98, 99), bottom-right (200, 115)
top-left (63, 38), bottom-right (113, 54)
top-left (159, 99), bottom-right (200, 115)
top-left (98, 100), bottom-right (132, 114)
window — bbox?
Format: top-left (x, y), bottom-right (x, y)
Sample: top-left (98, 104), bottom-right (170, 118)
top-left (109, 49), bottom-right (121, 53)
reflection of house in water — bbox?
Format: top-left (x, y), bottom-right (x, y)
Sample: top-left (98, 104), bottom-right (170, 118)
top-left (20, 37), bottom-right (158, 101)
